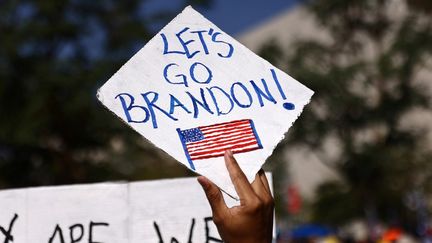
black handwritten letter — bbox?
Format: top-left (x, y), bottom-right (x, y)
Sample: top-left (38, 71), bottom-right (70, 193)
top-left (153, 218), bottom-right (196, 243)
top-left (153, 222), bottom-right (164, 243)
top-left (0, 213), bottom-right (18, 243)
top-left (69, 224), bottom-right (84, 243)
top-left (48, 225), bottom-right (65, 243)
top-left (88, 221), bottom-right (109, 243)
top-left (204, 217), bottom-right (222, 243)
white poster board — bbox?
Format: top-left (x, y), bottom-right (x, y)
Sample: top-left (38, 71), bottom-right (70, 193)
top-left (27, 184), bottom-right (128, 242)
top-left (97, 6), bottom-right (313, 198)
top-left (0, 175), bottom-right (274, 242)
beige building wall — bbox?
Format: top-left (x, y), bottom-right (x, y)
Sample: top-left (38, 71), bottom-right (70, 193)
top-left (236, 3), bottom-right (432, 199)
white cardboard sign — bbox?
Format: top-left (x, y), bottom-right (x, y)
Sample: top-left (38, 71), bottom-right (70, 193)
top-left (27, 184), bottom-right (129, 242)
top-left (97, 6), bottom-right (313, 198)
top-left (0, 176), bottom-right (273, 242)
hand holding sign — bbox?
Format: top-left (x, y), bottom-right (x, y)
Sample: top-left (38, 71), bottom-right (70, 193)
top-left (97, 6), bottom-right (314, 198)
top-left (198, 150), bottom-right (274, 243)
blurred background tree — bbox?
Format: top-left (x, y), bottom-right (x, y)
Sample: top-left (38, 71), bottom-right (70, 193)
top-left (0, 0), bottom-right (211, 188)
top-left (262, 0), bottom-right (432, 235)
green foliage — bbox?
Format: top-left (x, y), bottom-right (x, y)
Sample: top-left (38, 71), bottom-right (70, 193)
top-left (261, 0), bottom-right (432, 229)
top-left (0, 0), bottom-right (211, 188)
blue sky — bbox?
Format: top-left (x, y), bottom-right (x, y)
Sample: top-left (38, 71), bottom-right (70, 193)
top-left (143, 0), bottom-right (300, 35)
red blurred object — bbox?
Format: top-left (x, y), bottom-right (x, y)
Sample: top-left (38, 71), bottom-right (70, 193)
top-left (287, 185), bottom-right (302, 214)
top-left (426, 226), bottom-right (432, 236)
top-left (382, 228), bottom-right (402, 241)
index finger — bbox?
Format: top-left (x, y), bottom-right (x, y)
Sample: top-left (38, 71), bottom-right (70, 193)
top-left (224, 150), bottom-right (257, 203)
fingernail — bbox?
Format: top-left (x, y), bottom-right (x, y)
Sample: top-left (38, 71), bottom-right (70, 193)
top-left (227, 149), bottom-right (233, 157)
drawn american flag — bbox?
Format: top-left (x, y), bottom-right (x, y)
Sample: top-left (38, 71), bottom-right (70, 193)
top-left (177, 119), bottom-right (263, 169)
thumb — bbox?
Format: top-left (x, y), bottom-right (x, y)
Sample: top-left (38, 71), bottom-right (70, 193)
top-left (198, 176), bottom-right (227, 219)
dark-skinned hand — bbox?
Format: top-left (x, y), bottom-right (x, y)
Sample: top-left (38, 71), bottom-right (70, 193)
top-left (198, 150), bottom-right (274, 243)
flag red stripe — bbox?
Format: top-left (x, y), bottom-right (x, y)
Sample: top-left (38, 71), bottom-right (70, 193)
top-left (187, 135), bottom-right (256, 152)
top-left (201, 123), bottom-right (251, 135)
top-left (200, 120), bottom-right (249, 131)
top-left (190, 146), bottom-right (260, 160)
top-left (200, 121), bottom-right (249, 132)
top-left (199, 119), bottom-right (249, 130)
top-left (190, 145), bottom-right (259, 160)
top-left (189, 141), bottom-right (259, 157)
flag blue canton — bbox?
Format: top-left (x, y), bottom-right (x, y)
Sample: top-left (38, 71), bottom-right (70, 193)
top-left (180, 128), bottom-right (205, 143)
